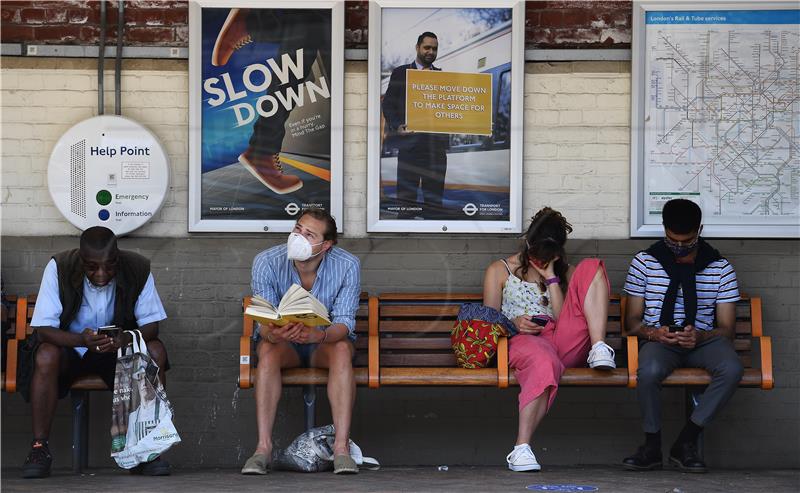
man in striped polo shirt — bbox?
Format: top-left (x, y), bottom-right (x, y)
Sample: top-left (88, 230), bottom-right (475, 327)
top-left (622, 199), bottom-right (743, 473)
top-left (241, 208), bottom-right (361, 476)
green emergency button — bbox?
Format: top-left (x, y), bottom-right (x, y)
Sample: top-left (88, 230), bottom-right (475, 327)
top-left (96, 189), bottom-right (112, 205)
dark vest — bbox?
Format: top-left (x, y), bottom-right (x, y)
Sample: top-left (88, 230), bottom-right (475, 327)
top-left (53, 249), bottom-right (150, 332)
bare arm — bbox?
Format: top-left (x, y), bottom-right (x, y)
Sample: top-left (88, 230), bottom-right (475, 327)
top-left (625, 295), bottom-right (678, 345)
top-left (35, 326), bottom-right (90, 347)
top-left (482, 261), bottom-right (504, 310)
top-left (694, 302), bottom-right (736, 344)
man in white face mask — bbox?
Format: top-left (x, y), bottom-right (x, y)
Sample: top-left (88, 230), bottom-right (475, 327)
top-left (242, 208), bottom-right (361, 476)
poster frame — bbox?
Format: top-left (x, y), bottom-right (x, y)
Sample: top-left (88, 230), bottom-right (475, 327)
top-left (630, 1), bottom-right (800, 238)
top-left (188, 0), bottom-right (344, 233)
top-left (366, 0), bottom-right (524, 234)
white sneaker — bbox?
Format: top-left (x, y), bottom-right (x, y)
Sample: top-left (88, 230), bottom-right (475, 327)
top-left (506, 443), bottom-right (541, 472)
top-left (587, 341), bottom-right (616, 370)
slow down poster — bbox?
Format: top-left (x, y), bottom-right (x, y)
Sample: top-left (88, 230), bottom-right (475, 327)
top-left (189, 2), bottom-right (343, 232)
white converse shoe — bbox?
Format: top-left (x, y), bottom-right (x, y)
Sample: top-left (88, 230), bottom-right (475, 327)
top-left (506, 443), bottom-right (541, 472)
top-left (587, 341), bottom-right (616, 370)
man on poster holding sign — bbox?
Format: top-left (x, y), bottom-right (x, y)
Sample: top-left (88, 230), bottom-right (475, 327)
top-left (382, 32), bottom-right (451, 219)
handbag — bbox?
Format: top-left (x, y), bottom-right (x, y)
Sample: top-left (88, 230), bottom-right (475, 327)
top-left (273, 424), bottom-right (380, 472)
top-left (451, 303), bottom-right (517, 369)
top-left (110, 330), bottom-right (180, 469)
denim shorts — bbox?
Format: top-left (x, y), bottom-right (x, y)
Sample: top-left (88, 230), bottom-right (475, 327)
top-left (290, 342), bottom-right (319, 368)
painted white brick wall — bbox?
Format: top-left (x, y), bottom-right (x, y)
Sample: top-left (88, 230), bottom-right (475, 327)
top-left (1, 61), bottom-right (630, 239)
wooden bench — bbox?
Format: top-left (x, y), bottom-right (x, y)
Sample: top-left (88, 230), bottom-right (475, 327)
top-left (237, 293), bottom-right (374, 429)
top-left (236, 292), bottom-right (628, 430)
top-left (370, 293), bottom-right (629, 387)
top-left (624, 295), bottom-right (773, 389)
top-left (3, 295), bottom-right (106, 473)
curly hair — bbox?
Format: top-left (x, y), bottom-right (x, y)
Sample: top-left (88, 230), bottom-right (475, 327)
top-left (515, 207), bottom-right (573, 287)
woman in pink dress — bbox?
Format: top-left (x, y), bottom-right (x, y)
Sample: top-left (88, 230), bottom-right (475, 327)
top-left (482, 207), bottom-right (616, 471)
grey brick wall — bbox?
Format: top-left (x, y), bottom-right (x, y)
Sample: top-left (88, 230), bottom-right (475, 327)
top-left (2, 236), bottom-right (798, 469)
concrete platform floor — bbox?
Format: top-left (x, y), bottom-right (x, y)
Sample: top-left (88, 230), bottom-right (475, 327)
top-left (2, 466), bottom-right (799, 492)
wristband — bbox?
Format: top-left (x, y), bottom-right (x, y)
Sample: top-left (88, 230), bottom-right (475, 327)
top-left (266, 332), bottom-right (276, 344)
top-left (544, 276), bottom-right (560, 286)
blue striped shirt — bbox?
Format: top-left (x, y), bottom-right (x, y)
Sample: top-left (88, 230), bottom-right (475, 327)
top-left (251, 245), bottom-right (361, 341)
top-left (623, 251), bottom-right (740, 331)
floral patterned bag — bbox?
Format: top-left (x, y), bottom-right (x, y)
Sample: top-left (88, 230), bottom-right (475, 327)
top-left (451, 304), bottom-right (518, 369)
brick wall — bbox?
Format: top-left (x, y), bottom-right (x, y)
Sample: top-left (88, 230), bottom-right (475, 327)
top-left (1, 0), bottom-right (633, 49)
top-left (526, 1), bottom-right (632, 48)
top-left (0, 58), bottom-right (631, 239)
top-left (1, 0), bottom-right (188, 45)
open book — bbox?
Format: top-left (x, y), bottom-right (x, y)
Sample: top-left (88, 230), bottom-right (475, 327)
top-left (246, 284), bottom-right (331, 327)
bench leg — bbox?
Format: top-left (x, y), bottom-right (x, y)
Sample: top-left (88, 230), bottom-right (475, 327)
top-left (71, 390), bottom-right (90, 473)
top-left (684, 386), bottom-right (705, 460)
top-left (303, 384), bottom-right (316, 431)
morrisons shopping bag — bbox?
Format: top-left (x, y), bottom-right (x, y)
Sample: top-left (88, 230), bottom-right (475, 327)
top-left (110, 330), bottom-right (180, 469)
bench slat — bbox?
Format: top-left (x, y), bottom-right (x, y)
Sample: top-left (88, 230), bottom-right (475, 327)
top-left (507, 368), bottom-right (629, 386)
top-left (662, 368), bottom-right (762, 386)
top-left (380, 367), bottom-right (498, 386)
top-left (375, 319), bottom-right (622, 335)
top-left (380, 353), bottom-right (458, 366)
top-left (735, 320), bottom-right (753, 334)
top-left (380, 303), bottom-right (621, 318)
top-left (379, 293), bottom-right (483, 301)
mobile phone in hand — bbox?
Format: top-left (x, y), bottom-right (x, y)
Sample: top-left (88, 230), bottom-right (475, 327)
top-left (97, 325), bottom-right (121, 338)
top-left (530, 315), bottom-right (552, 327)
top-left (668, 324), bottom-right (683, 333)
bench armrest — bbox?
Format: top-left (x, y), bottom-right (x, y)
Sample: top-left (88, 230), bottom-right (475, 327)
top-left (497, 336), bottom-right (509, 388)
top-left (368, 296), bottom-right (379, 388)
top-left (239, 297), bottom-right (255, 389)
top-left (758, 336), bottom-right (773, 390)
top-left (626, 335), bottom-right (638, 388)
top-left (238, 336), bottom-right (253, 389)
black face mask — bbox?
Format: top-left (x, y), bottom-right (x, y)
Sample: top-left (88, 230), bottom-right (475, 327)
top-left (664, 236), bottom-right (698, 258)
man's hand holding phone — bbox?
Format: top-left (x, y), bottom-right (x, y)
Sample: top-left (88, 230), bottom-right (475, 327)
top-left (653, 326), bottom-right (679, 345)
top-left (675, 324), bottom-right (697, 349)
top-left (81, 328), bottom-right (114, 353)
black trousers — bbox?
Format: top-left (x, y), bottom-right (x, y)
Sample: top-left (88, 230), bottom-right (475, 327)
top-left (396, 148), bottom-right (447, 218)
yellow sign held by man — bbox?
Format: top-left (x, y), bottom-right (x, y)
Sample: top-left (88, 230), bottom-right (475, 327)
top-left (404, 70), bottom-right (493, 136)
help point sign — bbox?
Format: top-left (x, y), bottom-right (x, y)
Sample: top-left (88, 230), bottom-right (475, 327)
top-left (47, 115), bottom-right (169, 235)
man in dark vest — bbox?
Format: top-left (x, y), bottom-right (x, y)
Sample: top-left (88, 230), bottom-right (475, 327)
top-left (621, 199), bottom-right (743, 473)
top-left (382, 31), bottom-right (450, 219)
top-left (22, 226), bottom-right (170, 478)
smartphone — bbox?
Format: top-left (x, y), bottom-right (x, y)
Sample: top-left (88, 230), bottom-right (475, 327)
top-left (668, 324), bottom-right (683, 333)
top-left (530, 315), bottom-right (552, 327)
top-left (97, 325), bottom-right (121, 338)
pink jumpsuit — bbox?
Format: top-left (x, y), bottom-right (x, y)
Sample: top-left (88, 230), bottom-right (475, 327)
top-left (502, 258), bottom-right (608, 412)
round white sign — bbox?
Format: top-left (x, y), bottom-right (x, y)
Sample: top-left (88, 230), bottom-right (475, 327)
top-left (47, 115), bottom-right (169, 235)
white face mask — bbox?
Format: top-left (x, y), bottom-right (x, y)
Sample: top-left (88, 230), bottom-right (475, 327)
top-left (286, 232), bottom-right (324, 261)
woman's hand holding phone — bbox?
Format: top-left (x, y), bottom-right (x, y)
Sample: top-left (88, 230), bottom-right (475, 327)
top-left (513, 315), bottom-right (547, 335)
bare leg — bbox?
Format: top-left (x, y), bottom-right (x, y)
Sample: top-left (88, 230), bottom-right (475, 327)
top-left (30, 343), bottom-right (67, 439)
top-left (310, 340), bottom-right (356, 456)
top-left (253, 340), bottom-right (301, 457)
top-left (584, 267), bottom-right (609, 346)
top-left (516, 389), bottom-right (550, 446)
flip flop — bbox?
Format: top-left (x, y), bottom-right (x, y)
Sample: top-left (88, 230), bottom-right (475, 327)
top-left (241, 453), bottom-right (269, 475)
top-left (333, 454), bottom-right (359, 474)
